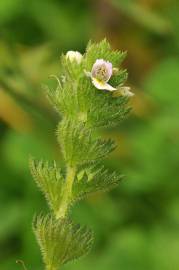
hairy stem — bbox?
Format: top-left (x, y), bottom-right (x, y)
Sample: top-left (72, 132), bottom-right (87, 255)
top-left (56, 166), bottom-right (76, 219)
top-left (46, 265), bottom-right (58, 270)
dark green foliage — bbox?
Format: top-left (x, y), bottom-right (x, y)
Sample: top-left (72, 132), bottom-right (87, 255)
top-left (33, 214), bottom-right (94, 269)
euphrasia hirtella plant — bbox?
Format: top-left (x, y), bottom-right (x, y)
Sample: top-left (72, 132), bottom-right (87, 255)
top-left (29, 39), bottom-right (133, 270)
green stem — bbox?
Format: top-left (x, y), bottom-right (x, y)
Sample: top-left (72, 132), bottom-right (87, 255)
top-left (46, 265), bottom-right (58, 270)
top-left (46, 167), bottom-right (76, 270)
top-left (55, 166), bottom-right (76, 219)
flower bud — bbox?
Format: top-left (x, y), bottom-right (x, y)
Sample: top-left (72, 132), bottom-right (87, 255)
top-left (66, 51), bottom-right (83, 64)
top-left (113, 86), bottom-right (134, 97)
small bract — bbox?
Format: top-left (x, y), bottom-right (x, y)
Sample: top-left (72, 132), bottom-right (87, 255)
top-left (86, 59), bottom-right (116, 91)
top-left (66, 51), bottom-right (83, 64)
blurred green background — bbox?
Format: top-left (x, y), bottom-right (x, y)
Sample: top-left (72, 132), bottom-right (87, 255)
top-left (0, 0), bottom-right (179, 269)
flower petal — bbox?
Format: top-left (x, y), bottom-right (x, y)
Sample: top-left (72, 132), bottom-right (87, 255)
top-left (92, 78), bottom-right (117, 91)
top-left (91, 59), bottom-right (113, 82)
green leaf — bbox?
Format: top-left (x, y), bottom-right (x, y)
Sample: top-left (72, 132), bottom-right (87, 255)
top-left (87, 89), bottom-right (130, 128)
top-left (84, 39), bottom-right (126, 70)
top-left (33, 214), bottom-right (94, 269)
top-left (46, 77), bottom-right (89, 120)
top-left (109, 69), bottom-right (128, 87)
top-left (46, 75), bottom-right (129, 128)
top-left (29, 157), bottom-right (65, 213)
top-left (58, 119), bottom-right (116, 166)
top-left (72, 165), bottom-right (123, 202)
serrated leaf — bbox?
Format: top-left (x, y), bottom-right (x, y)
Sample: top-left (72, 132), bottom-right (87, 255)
top-left (44, 77), bottom-right (64, 114)
top-left (46, 74), bottom-right (130, 128)
top-left (33, 214), bottom-right (94, 269)
top-left (29, 158), bottom-right (65, 213)
top-left (47, 76), bottom-right (91, 120)
top-left (109, 69), bottom-right (128, 87)
top-left (84, 39), bottom-right (126, 70)
top-left (88, 88), bottom-right (130, 128)
top-left (72, 165), bottom-right (122, 202)
top-left (57, 119), bottom-right (116, 166)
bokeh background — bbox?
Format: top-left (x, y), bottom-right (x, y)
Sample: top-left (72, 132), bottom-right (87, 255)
top-left (0, 0), bottom-right (179, 269)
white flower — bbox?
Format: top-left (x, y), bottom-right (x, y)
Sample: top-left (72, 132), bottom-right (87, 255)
top-left (86, 59), bottom-right (116, 91)
top-left (66, 51), bottom-right (83, 64)
top-left (115, 86), bottom-right (134, 97)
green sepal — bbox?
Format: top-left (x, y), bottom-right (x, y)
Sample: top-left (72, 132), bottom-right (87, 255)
top-left (33, 214), bottom-right (94, 269)
top-left (29, 157), bottom-right (65, 214)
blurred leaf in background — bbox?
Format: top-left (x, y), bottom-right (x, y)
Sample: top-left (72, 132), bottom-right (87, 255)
top-left (0, 0), bottom-right (179, 270)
